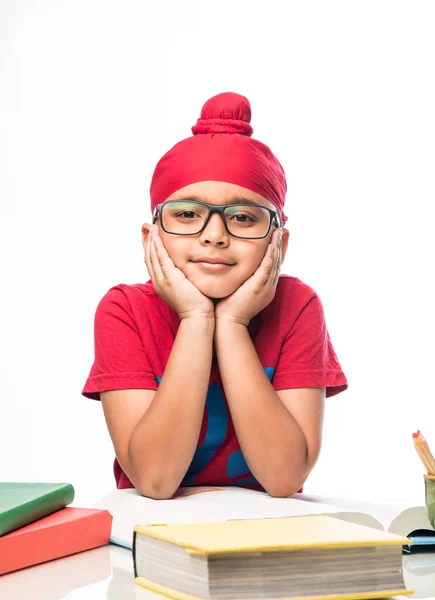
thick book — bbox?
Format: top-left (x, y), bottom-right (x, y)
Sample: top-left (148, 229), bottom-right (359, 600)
top-left (0, 506), bottom-right (112, 575)
top-left (133, 515), bottom-right (412, 600)
top-left (94, 485), bottom-right (434, 550)
top-left (0, 482), bottom-right (75, 536)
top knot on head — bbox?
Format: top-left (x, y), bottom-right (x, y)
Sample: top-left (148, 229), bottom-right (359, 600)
top-left (191, 92), bottom-right (253, 137)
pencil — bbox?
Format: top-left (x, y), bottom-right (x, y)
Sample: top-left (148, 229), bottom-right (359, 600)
top-left (417, 432), bottom-right (435, 473)
top-left (413, 431), bottom-right (434, 472)
top-left (413, 430), bottom-right (435, 475)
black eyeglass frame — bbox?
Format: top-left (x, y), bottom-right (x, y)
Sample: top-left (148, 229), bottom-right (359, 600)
top-left (152, 200), bottom-right (283, 240)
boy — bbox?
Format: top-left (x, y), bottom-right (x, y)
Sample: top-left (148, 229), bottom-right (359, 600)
top-left (82, 92), bottom-right (348, 500)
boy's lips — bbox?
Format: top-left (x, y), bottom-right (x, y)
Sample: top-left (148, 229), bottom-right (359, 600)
top-left (190, 256), bottom-right (235, 272)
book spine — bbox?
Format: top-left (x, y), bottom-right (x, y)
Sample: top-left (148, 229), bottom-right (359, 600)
top-left (0, 509), bottom-right (112, 575)
top-left (0, 484), bottom-right (75, 536)
top-left (132, 530), bottom-right (139, 578)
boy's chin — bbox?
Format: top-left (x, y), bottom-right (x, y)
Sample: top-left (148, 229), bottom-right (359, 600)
top-left (195, 280), bottom-right (239, 300)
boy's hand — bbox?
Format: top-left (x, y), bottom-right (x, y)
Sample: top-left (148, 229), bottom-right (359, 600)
top-left (146, 226), bottom-right (215, 321)
top-left (215, 229), bottom-right (282, 326)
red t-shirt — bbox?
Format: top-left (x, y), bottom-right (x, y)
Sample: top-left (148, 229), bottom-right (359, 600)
top-left (82, 275), bottom-right (348, 490)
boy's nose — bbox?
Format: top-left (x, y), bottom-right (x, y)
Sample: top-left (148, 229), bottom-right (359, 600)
top-left (199, 212), bottom-right (229, 247)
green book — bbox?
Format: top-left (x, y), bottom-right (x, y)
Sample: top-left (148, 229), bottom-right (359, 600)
top-left (0, 482), bottom-right (75, 536)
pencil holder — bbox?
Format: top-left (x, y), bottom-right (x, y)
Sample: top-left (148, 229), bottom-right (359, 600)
top-left (424, 474), bottom-right (435, 528)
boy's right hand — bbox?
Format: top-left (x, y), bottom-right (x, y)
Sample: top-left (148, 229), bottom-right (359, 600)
top-left (146, 226), bottom-right (215, 321)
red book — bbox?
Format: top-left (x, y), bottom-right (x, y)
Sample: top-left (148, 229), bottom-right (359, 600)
top-left (0, 507), bottom-right (113, 575)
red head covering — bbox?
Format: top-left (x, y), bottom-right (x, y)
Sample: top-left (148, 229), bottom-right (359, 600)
top-left (150, 92), bottom-right (288, 224)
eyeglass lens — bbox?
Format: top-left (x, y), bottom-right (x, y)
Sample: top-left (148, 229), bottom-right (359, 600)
top-left (161, 201), bottom-right (271, 238)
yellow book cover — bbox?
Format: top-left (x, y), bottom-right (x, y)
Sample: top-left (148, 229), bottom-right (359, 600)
top-left (134, 577), bottom-right (412, 600)
top-left (133, 514), bottom-right (410, 555)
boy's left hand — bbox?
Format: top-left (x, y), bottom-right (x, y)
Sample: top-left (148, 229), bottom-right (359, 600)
top-left (215, 229), bottom-right (282, 326)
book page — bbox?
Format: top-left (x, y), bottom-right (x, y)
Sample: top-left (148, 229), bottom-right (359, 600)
top-left (95, 487), bottom-right (379, 549)
top-left (292, 492), bottom-right (429, 533)
top-left (388, 506), bottom-right (432, 536)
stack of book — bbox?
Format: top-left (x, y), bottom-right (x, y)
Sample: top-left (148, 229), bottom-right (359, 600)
top-left (132, 516), bottom-right (413, 600)
top-left (0, 482), bottom-right (112, 575)
top-left (95, 486), bottom-right (416, 599)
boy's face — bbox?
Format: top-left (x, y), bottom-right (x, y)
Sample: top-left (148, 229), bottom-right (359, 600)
top-left (142, 181), bottom-right (289, 299)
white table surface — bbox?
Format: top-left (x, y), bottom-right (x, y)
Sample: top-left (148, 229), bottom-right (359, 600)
top-left (0, 542), bottom-right (434, 600)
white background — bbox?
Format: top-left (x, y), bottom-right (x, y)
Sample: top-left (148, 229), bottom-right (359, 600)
top-left (1, 0), bottom-right (434, 509)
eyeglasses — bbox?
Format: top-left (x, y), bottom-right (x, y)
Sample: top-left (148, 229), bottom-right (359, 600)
top-left (153, 200), bottom-right (282, 240)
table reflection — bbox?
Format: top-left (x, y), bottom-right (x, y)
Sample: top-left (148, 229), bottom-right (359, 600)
top-left (0, 543), bottom-right (434, 599)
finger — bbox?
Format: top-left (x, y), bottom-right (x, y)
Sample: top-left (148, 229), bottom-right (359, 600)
top-left (145, 227), bottom-right (155, 282)
top-left (273, 228), bottom-right (282, 254)
top-left (150, 229), bottom-right (165, 281)
top-left (251, 243), bottom-right (275, 288)
top-left (152, 227), bottom-right (177, 278)
top-left (273, 231), bottom-right (282, 287)
top-left (273, 252), bottom-right (280, 287)
top-left (272, 248), bottom-right (279, 287)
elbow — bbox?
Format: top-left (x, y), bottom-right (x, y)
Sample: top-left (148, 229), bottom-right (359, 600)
top-left (138, 487), bottom-right (176, 500)
top-left (134, 475), bottom-right (180, 500)
top-left (265, 481), bottom-right (304, 498)
top-left (135, 480), bottom-right (177, 500)
top-left (260, 444), bottom-right (318, 498)
top-left (127, 445), bottom-right (180, 500)
top-left (263, 471), bottom-right (306, 498)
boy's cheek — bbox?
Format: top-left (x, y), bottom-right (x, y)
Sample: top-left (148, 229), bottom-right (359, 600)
top-left (243, 254), bottom-right (265, 278)
top-left (227, 266), bottom-right (257, 291)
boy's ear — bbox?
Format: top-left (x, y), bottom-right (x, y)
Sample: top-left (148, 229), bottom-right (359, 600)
top-left (280, 228), bottom-right (290, 265)
top-left (141, 223), bottom-right (152, 252)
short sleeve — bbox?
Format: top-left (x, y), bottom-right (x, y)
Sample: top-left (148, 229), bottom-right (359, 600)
top-left (272, 294), bottom-right (348, 398)
top-left (82, 287), bottom-right (158, 401)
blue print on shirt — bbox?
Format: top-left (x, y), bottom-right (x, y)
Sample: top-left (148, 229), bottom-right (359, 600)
top-left (227, 449), bottom-right (249, 477)
top-left (264, 367), bottom-right (275, 382)
top-left (225, 367), bottom-right (275, 485)
top-left (156, 367), bottom-right (276, 485)
top-left (182, 380), bottom-right (229, 485)
top-left (226, 449), bottom-right (257, 485)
